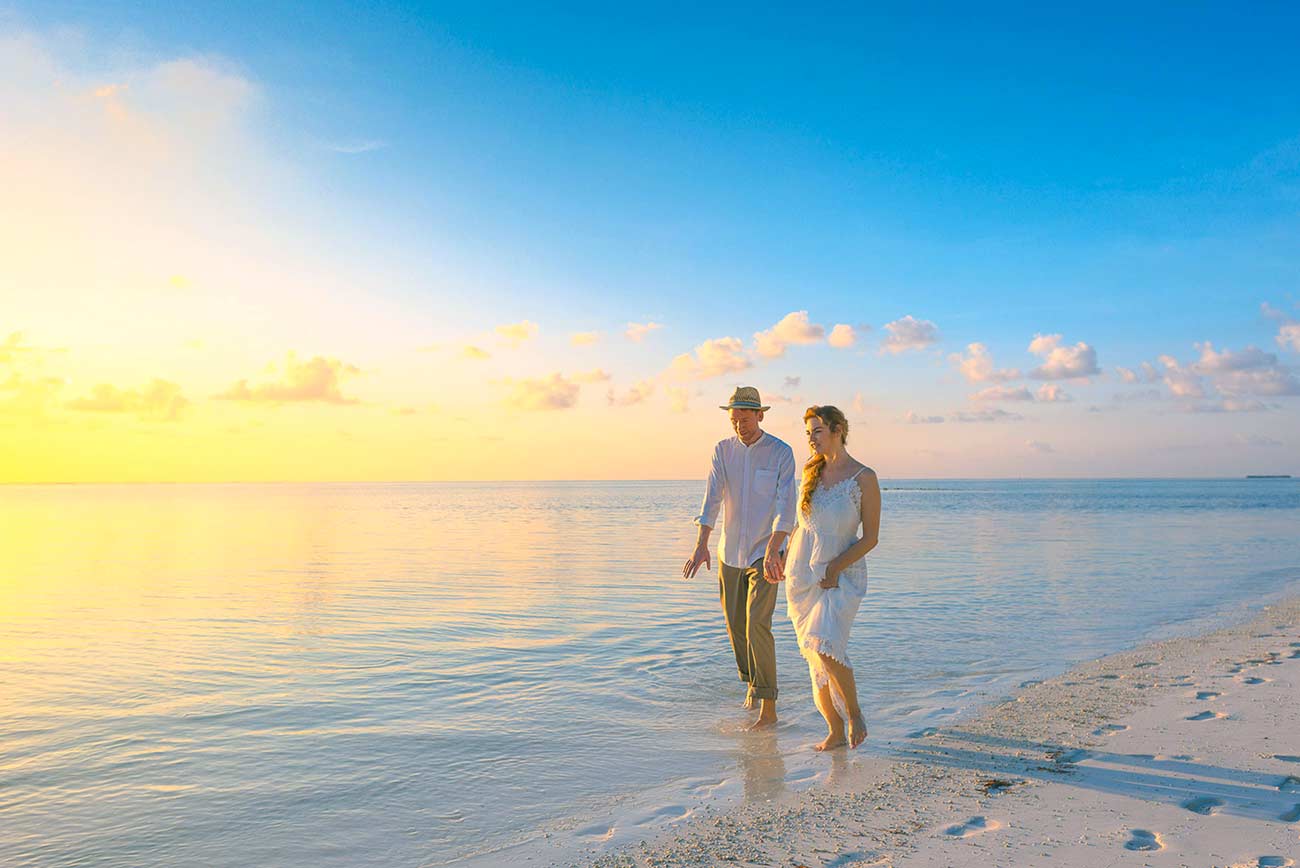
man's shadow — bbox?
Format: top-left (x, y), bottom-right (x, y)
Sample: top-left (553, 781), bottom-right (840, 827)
top-left (875, 728), bottom-right (1300, 823)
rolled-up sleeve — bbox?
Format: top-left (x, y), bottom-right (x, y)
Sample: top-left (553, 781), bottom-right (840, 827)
top-left (694, 443), bottom-right (725, 528)
top-left (771, 443), bottom-right (798, 534)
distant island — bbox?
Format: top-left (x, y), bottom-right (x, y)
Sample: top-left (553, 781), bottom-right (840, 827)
top-left (1246, 474), bottom-right (1292, 479)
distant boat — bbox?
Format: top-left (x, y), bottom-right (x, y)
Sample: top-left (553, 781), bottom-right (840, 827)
top-left (1246, 474), bottom-right (1292, 479)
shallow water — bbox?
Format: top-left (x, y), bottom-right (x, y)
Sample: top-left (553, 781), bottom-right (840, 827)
top-left (1, 479), bottom-right (1299, 866)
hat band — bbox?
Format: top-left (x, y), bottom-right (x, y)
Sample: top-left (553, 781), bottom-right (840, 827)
top-left (727, 400), bottom-right (763, 408)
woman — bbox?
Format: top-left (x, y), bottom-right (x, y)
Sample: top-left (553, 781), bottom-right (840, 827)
top-left (783, 405), bottom-right (881, 751)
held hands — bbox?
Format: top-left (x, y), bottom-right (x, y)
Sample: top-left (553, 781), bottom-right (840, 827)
top-left (763, 544), bottom-right (787, 584)
top-left (682, 542), bottom-right (712, 579)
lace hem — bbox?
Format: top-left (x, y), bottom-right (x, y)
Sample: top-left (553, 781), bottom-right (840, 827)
top-left (799, 634), bottom-right (852, 670)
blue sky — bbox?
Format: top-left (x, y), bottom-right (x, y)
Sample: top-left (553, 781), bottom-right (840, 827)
top-left (3, 2), bottom-right (1299, 479)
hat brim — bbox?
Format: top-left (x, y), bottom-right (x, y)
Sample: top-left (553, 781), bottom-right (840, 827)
top-left (719, 402), bottom-right (770, 411)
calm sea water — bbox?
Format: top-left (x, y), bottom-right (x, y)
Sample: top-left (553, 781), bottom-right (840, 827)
top-left (2, 479), bottom-right (1299, 866)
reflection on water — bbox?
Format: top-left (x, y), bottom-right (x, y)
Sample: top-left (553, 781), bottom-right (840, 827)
top-left (1, 480), bottom-right (1298, 866)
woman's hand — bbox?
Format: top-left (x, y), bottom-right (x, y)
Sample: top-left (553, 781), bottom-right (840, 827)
top-left (819, 561), bottom-right (842, 589)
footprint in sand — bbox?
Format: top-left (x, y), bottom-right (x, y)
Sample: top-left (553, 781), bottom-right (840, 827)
top-left (1238, 675), bottom-right (1271, 685)
top-left (1230, 858), bottom-right (1294, 868)
top-left (944, 816), bottom-right (1002, 838)
top-left (631, 805), bottom-right (691, 826)
top-left (1196, 690), bottom-right (1222, 700)
top-left (1133, 661), bottom-right (1158, 669)
top-left (1278, 776), bottom-right (1300, 794)
top-left (908, 727), bottom-right (940, 738)
top-left (1093, 723), bottom-right (1128, 736)
top-left (1273, 755), bottom-right (1300, 763)
top-left (576, 822), bottom-right (616, 841)
top-left (1182, 796), bottom-right (1226, 815)
top-left (1124, 829), bottom-right (1164, 851)
top-left (1186, 711), bottom-right (1227, 722)
top-left (1279, 803), bottom-right (1300, 823)
top-left (1289, 650), bottom-right (1300, 659)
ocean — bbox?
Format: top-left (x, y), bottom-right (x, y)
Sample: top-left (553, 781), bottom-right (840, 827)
top-left (2, 479), bottom-right (1299, 866)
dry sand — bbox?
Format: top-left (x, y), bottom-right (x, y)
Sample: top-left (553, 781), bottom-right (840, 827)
top-left (581, 598), bottom-right (1300, 868)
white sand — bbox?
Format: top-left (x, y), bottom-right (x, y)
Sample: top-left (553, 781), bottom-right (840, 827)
top-left (581, 598), bottom-right (1300, 867)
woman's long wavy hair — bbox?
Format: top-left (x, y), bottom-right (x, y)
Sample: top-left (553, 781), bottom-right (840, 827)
top-left (799, 405), bottom-right (849, 516)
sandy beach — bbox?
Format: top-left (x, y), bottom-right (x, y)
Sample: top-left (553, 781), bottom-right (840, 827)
top-left (582, 597), bottom-right (1300, 868)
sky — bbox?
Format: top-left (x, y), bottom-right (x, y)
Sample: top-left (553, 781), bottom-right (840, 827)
top-left (2, 2), bottom-right (1299, 482)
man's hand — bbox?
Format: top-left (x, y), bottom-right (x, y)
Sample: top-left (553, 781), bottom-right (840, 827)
top-left (763, 544), bottom-right (786, 584)
top-left (683, 542), bottom-right (712, 579)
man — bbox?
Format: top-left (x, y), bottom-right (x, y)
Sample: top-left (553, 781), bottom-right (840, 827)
top-left (683, 386), bottom-right (797, 730)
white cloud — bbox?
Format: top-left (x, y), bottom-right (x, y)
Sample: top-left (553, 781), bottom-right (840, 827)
top-left (1279, 324), bottom-right (1300, 352)
top-left (949, 343), bottom-right (1021, 383)
top-left (66, 378), bottom-right (189, 421)
top-left (903, 410), bottom-right (944, 424)
top-left (570, 331), bottom-right (601, 346)
top-left (852, 393), bottom-right (868, 415)
top-left (502, 373), bottom-right (579, 410)
top-left (460, 345), bottom-right (491, 360)
top-left (625, 321), bottom-right (663, 342)
top-left (1192, 341), bottom-right (1275, 373)
top-left (1188, 398), bottom-right (1272, 413)
top-left (753, 311), bottom-right (825, 359)
top-left (669, 337), bottom-right (751, 380)
top-left (971, 385), bottom-right (1034, 402)
top-left (1036, 384), bottom-right (1073, 402)
top-left (215, 354), bottom-right (361, 404)
top-left (1116, 362), bottom-right (1160, 384)
top-left (881, 315), bottom-right (940, 355)
top-left (573, 369), bottom-right (611, 383)
top-left (1027, 334), bottom-right (1099, 380)
top-left (496, 320), bottom-right (538, 347)
top-left (828, 324), bottom-right (857, 349)
top-left (783, 376), bottom-right (801, 389)
top-left (608, 380), bottom-right (655, 406)
top-left (1158, 354), bottom-right (1207, 398)
top-left (667, 386), bottom-right (690, 413)
top-left (1026, 440), bottom-right (1054, 453)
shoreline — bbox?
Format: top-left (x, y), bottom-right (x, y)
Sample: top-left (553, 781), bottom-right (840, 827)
top-left (575, 596), bottom-right (1300, 867)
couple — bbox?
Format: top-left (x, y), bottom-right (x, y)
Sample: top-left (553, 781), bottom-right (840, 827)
top-left (683, 386), bottom-right (881, 751)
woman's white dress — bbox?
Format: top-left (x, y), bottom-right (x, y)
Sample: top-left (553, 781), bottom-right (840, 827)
top-left (784, 469), bottom-right (869, 710)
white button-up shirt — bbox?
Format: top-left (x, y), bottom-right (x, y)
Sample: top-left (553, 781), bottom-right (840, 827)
top-left (694, 431), bottom-right (798, 569)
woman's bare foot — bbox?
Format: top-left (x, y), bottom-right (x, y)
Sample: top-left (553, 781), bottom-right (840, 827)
top-left (814, 731), bottom-right (846, 751)
top-left (848, 714), bottom-right (868, 748)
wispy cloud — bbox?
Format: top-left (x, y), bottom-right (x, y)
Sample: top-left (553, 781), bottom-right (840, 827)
top-left (501, 373), bottom-right (579, 410)
top-left (971, 385), bottom-right (1034, 402)
top-left (951, 408), bottom-right (1023, 423)
top-left (570, 331), bottom-right (601, 346)
top-left (325, 139), bottom-right (387, 154)
top-left (573, 369), bottom-right (612, 383)
top-left (460, 345), bottom-right (491, 360)
top-left (625, 321), bottom-right (663, 342)
top-left (496, 320), bottom-right (538, 347)
top-left (608, 379), bottom-right (655, 406)
top-left (903, 410), bottom-right (945, 424)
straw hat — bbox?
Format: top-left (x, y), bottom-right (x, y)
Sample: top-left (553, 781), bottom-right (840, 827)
top-left (718, 386), bottom-right (770, 411)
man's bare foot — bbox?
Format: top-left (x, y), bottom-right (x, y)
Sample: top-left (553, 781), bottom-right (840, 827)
top-left (745, 713), bottom-right (777, 731)
top-left (814, 731), bottom-right (846, 751)
top-left (848, 714), bottom-right (868, 748)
